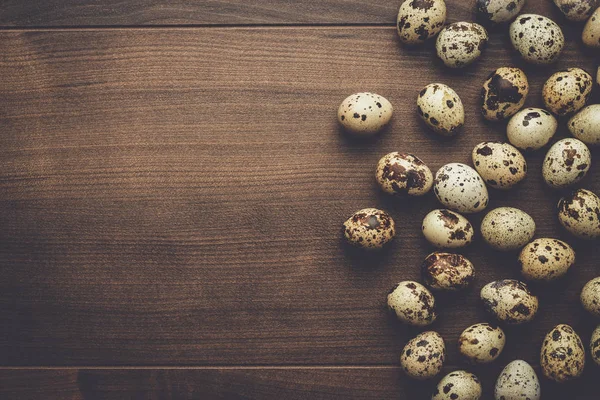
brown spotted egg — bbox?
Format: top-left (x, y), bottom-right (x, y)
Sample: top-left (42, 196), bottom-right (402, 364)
top-left (472, 142), bottom-right (527, 189)
top-left (583, 6), bottom-right (600, 48)
top-left (434, 163), bottom-right (489, 214)
top-left (397, 0), bottom-right (447, 45)
top-left (422, 209), bottom-right (474, 249)
top-left (459, 323), bottom-right (505, 364)
top-left (519, 238), bottom-right (576, 282)
top-left (400, 331), bottom-right (445, 380)
top-left (554, 0), bottom-right (599, 21)
top-left (543, 68), bottom-right (593, 117)
top-left (581, 277), bottom-right (600, 317)
top-left (476, 0), bottom-right (525, 24)
top-left (510, 15), bottom-right (565, 64)
top-left (481, 280), bottom-right (539, 325)
top-left (481, 67), bottom-right (529, 121)
top-left (495, 360), bottom-right (541, 400)
top-left (417, 83), bottom-right (465, 136)
top-left (569, 105), bottom-right (600, 145)
top-left (541, 324), bottom-right (586, 382)
top-left (421, 252), bottom-right (475, 291)
top-left (435, 22), bottom-right (488, 68)
top-left (343, 208), bottom-right (395, 250)
top-left (591, 325), bottom-right (600, 365)
top-left (558, 189), bottom-right (600, 239)
top-left (481, 207), bottom-right (535, 251)
top-left (388, 281), bottom-right (437, 326)
top-left (432, 370), bottom-right (482, 400)
top-left (375, 152), bottom-right (433, 196)
top-left (507, 108), bottom-right (558, 151)
top-left (543, 139), bottom-right (591, 189)
top-left (337, 92), bottom-right (393, 135)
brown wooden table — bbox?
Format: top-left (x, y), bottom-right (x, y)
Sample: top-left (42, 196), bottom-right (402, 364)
top-left (0, 1), bottom-right (598, 398)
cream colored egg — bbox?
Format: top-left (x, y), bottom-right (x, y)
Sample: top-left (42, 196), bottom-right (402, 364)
top-left (543, 68), bottom-right (593, 117)
top-left (422, 209), bottom-right (474, 249)
top-left (568, 105), bottom-right (600, 145)
top-left (417, 83), bottom-right (465, 136)
top-left (421, 252), bottom-right (475, 291)
top-left (558, 189), bottom-right (600, 239)
top-left (495, 360), bottom-right (541, 400)
top-left (434, 163), bottom-right (489, 214)
top-left (481, 280), bottom-right (538, 324)
top-left (481, 67), bottom-right (529, 121)
top-left (519, 238), bottom-right (575, 282)
top-left (472, 142), bottom-right (527, 189)
top-left (342, 208), bottom-right (396, 250)
top-left (400, 331), bottom-right (446, 380)
top-left (337, 92), bottom-right (393, 135)
top-left (481, 207), bottom-right (535, 251)
top-left (432, 370), bottom-right (482, 400)
top-left (476, 0), bottom-right (525, 24)
top-left (591, 325), bottom-right (600, 365)
top-left (397, 0), bottom-right (447, 45)
top-left (375, 152), bottom-right (433, 196)
top-left (581, 277), bottom-right (600, 318)
top-left (388, 281), bottom-right (437, 326)
top-left (541, 324), bottom-right (585, 382)
top-left (507, 108), bottom-right (557, 151)
top-left (435, 22), bottom-right (488, 68)
top-left (510, 15), bottom-right (564, 64)
top-left (554, 0), bottom-right (599, 21)
top-left (543, 139), bottom-right (591, 189)
top-left (583, 6), bottom-right (600, 48)
top-left (458, 323), bottom-right (505, 364)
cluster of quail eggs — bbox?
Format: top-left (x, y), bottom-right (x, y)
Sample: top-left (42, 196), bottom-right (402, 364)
top-left (338, 0), bottom-right (600, 398)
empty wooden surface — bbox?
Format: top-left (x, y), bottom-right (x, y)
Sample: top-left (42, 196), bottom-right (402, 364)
top-left (0, 0), bottom-right (599, 398)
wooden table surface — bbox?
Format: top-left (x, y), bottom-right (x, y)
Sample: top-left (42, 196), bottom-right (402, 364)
top-left (0, 0), bottom-right (598, 398)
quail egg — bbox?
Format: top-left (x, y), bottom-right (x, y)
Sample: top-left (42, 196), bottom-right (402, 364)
top-left (519, 238), bottom-right (576, 282)
top-left (422, 209), bottom-right (474, 249)
top-left (507, 108), bottom-right (558, 151)
top-left (434, 163), bottom-right (489, 214)
top-left (481, 207), bottom-right (535, 251)
top-left (558, 189), bottom-right (600, 239)
top-left (472, 142), bottom-right (527, 189)
top-left (568, 105), bottom-right (600, 145)
top-left (435, 22), bottom-right (488, 68)
top-left (397, 0), bottom-right (447, 45)
top-left (338, 92), bottom-right (393, 135)
top-left (375, 152), bottom-right (433, 196)
top-left (481, 279), bottom-right (539, 324)
top-left (510, 14), bottom-right (565, 64)
top-left (554, 0), bottom-right (599, 21)
top-left (583, 6), bottom-right (600, 48)
top-left (543, 68), bottom-right (593, 117)
top-left (421, 252), bottom-right (475, 291)
top-left (476, 0), bottom-right (525, 24)
top-left (581, 277), bottom-right (600, 317)
top-left (495, 360), bottom-right (541, 400)
top-left (458, 323), bottom-right (505, 364)
top-left (388, 281), bottom-right (437, 326)
top-left (591, 325), bottom-right (600, 365)
top-left (400, 331), bottom-right (446, 380)
top-left (432, 370), bottom-right (482, 400)
top-left (343, 208), bottom-right (396, 249)
top-left (542, 139), bottom-right (591, 189)
top-left (540, 324), bottom-right (586, 382)
top-left (481, 67), bottom-right (529, 121)
top-left (417, 83), bottom-right (465, 136)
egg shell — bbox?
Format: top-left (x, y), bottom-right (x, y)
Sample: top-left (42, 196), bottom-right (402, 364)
top-left (591, 325), bottom-right (600, 365)
top-left (494, 360), bottom-right (541, 400)
top-left (481, 207), bottom-right (535, 251)
top-left (568, 105), bottom-right (600, 145)
top-left (337, 93), bottom-right (393, 135)
top-left (342, 208), bottom-right (396, 250)
top-left (481, 279), bottom-right (539, 324)
top-left (557, 189), bottom-right (600, 239)
top-left (510, 15), bottom-right (565, 64)
top-left (554, 0), bottom-right (599, 21)
top-left (400, 331), bottom-right (445, 380)
top-left (481, 67), bottom-right (529, 121)
top-left (388, 281), bottom-right (437, 326)
top-left (583, 6), bottom-right (600, 47)
top-left (581, 277), bottom-right (600, 317)
top-left (540, 324), bottom-right (586, 382)
top-left (476, 0), bottom-right (525, 24)
top-left (543, 68), bottom-right (593, 117)
top-left (458, 323), bottom-right (505, 364)
top-left (507, 108), bottom-right (557, 151)
top-left (542, 139), bottom-right (591, 189)
top-left (434, 163), bottom-right (489, 214)
top-left (432, 370), bottom-right (482, 400)
top-left (375, 152), bottom-right (433, 196)
top-left (422, 209), bottom-right (474, 249)
top-left (472, 142), bottom-right (527, 190)
top-left (417, 83), bottom-right (465, 136)
top-left (397, 0), bottom-right (446, 45)
top-left (421, 252), bottom-right (475, 291)
top-left (519, 238), bottom-right (575, 282)
top-left (435, 22), bottom-right (488, 68)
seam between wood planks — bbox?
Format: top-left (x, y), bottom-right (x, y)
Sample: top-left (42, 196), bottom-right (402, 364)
top-left (0, 23), bottom-right (396, 31)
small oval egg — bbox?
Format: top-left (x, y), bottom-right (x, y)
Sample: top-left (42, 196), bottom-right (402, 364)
top-left (422, 209), bottom-right (474, 249)
top-left (519, 238), bottom-right (576, 282)
top-left (481, 279), bottom-right (539, 324)
top-left (432, 370), bottom-right (482, 400)
top-left (397, 0), bottom-right (447, 45)
top-left (507, 108), bottom-right (557, 151)
top-left (481, 207), bottom-right (535, 251)
top-left (400, 331), bottom-right (446, 380)
top-left (554, 0), bottom-right (599, 21)
top-left (591, 325), bottom-right (600, 366)
top-left (481, 67), bottom-right (529, 121)
top-left (421, 252), bottom-right (475, 291)
top-left (542, 139), bottom-right (591, 189)
top-left (435, 22), bottom-right (488, 68)
top-left (458, 323), bottom-right (505, 364)
top-left (476, 0), bottom-right (525, 24)
top-left (472, 142), bottom-right (527, 189)
top-left (583, 7), bottom-right (600, 48)
top-left (581, 277), bottom-right (600, 318)
top-left (558, 189), bottom-right (600, 239)
top-left (543, 68), bottom-right (593, 117)
top-left (342, 208), bottom-right (396, 250)
top-left (434, 163), bottom-right (489, 214)
top-left (388, 281), bottom-right (437, 326)
top-left (510, 14), bottom-right (565, 64)
top-left (417, 83), bottom-right (465, 136)
top-left (337, 92), bottom-right (393, 135)
top-left (568, 105), bottom-right (600, 145)
top-left (541, 324), bottom-right (586, 383)
top-left (495, 360), bottom-right (541, 400)
top-left (375, 152), bottom-right (433, 196)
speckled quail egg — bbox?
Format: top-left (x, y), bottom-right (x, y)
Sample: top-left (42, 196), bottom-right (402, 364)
top-left (543, 139), bottom-right (591, 189)
top-left (558, 189), bottom-right (600, 239)
top-left (569, 105), bottom-right (600, 145)
top-left (422, 252), bottom-right (475, 291)
top-left (458, 323), bottom-right (505, 364)
top-left (337, 93), bottom-right (393, 135)
top-left (543, 68), bottom-right (593, 117)
top-left (581, 277), bottom-right (600, 317)
top-left (435, 22), bottom-right (488, 68)
top-left (388, 281), bottom-right (437, 326)
top-left (510, 15), bottom-right (564, 64)
top-left (476, 0), bottom-right (525, 24)
top-left (481, 279), bottom-right (539, 324)
top-left (417, 83), bottom-right (465, 136)
top-left (397, 0), bottom-right (447, 45)
top-left (481, 207), bottom-right (535, 251)
top-left (400, 331), bottom-right (446, 380)
top-left (472, 142), bottom-right (527, 190)
top-left (481, 67), bottom-right (529, 121)
top-left (422, 209), bottom-right (474, 249)
top-left (495, 360), bottom-right (541, 400)
top-left (591, 325), bottom-right (600, 365)
top-left (541, 324), bottom-right (585, 382)
top-left (434, 164), bottom-right (489, 214)
top-left (507, 108), bottom-right (557, 151)
top-left (343, 208), bottom-right (396, 250)
top-left (376, 152), bottom-right (433, 196)
top-left (519, 238), bottom-right (576, 282)
top-left (554, 0), bottom-right (600, 21)
top-left (432, 370), bottom-right (482, 400)
top-left (583, 6), bottom-right (600, 47)
top-left (598, 66), bottom-right (600, 85)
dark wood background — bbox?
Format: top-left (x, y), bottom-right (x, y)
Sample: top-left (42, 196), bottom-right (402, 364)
top-left (0, 0), bottom-right (598, 398)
